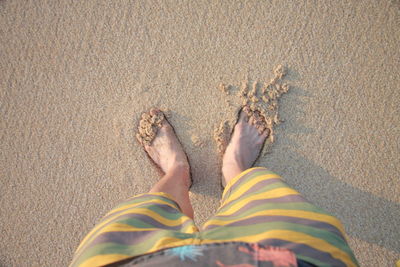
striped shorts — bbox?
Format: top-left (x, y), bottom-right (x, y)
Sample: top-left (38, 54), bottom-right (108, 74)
top-left (70, 167), bottom-right (359, 267)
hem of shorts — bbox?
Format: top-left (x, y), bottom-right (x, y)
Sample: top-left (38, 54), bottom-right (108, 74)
top-left (222, 167), bottom-right (269, 198)
top-left (138, 192), bottom-right (184, 212)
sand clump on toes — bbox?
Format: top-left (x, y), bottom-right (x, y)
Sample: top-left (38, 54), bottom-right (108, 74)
top-left (136, 109), bottom-right (165, 146)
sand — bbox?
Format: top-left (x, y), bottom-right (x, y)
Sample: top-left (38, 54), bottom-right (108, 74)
top-left (1, 1), bottom-right (399, 266)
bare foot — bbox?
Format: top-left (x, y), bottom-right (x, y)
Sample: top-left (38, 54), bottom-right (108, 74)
top-left (137, 108), bottom-right (191, 187)
top-left (221, 106), bottom-right (270, 187)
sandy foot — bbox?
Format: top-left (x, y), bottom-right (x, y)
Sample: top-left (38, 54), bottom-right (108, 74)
top-left (137, 108), bottom-right (190, 176)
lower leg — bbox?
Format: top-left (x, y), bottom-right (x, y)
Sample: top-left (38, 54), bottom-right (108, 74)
top-left (150, 165), bottom-right (194, 219)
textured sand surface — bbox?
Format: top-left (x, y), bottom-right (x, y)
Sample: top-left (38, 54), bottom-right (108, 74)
top-left (1, 1), bottom-right (399, 266)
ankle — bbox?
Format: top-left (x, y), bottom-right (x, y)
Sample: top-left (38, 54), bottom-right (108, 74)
top-left (165, 164), bottom-right (191, 187)
top-left (222, 162), bottom-right (245, 184)
top-left (168, 162), bottom-right (189, 174)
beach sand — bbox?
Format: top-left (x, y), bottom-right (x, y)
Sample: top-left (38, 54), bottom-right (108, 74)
top-left (1, 1), bottom-right (399, 266)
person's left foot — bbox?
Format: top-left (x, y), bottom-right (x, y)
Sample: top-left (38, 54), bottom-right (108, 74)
top-left (137, 108), bottom-right (191, 186)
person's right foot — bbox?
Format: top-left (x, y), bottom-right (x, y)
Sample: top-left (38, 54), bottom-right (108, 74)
top-left (221, 106), bottom-right (270, 187)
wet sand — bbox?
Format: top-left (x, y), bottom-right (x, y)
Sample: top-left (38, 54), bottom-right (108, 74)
top-left (1, 1), bottom-right (399, 266)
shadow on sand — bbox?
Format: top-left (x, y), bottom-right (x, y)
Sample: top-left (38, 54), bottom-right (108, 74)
top-left (258, 78), bottom-right (400, 254)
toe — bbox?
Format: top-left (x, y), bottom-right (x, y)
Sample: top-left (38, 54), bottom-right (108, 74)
top-left (261, 128), bottom-right (270, 139)
top-left (162, 120), bottom-right (171, 129)
top-left (249, 116), bottom-right (255, 125)
top-left (160, 118), bottom-right (173, 132)
top-left (242, 105), bottom-right (251, 114)
top-left (256, 124), bottom-right (265, 135)
top-left (136, 133), bottom-right (143, 144)
top-left (239, 107), bottom-right (249, 123)
top-left (149, 108), bottom-right (160, 116)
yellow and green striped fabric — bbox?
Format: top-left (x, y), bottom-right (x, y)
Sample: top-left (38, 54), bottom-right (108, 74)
top-left (70, 167), bottom-right (359, 267)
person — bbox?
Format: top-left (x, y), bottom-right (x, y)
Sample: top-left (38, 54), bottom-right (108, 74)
top-left (70, 108), bottom-right (359, 267)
